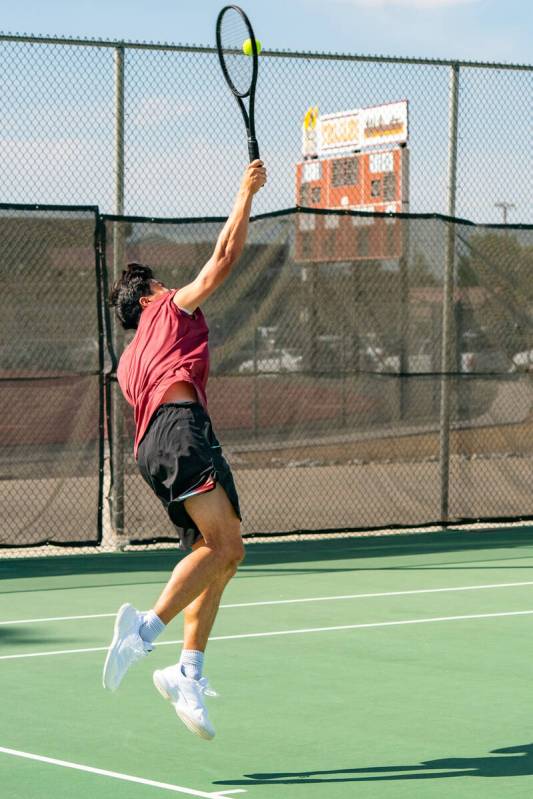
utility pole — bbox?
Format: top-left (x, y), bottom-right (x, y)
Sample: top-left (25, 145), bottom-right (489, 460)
top-left (495, 201), bottom-right (516, 225)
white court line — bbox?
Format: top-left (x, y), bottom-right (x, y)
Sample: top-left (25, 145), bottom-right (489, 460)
top-left (0, 746), bottom-right (244, 797)
top-left (2, 580), bottom-right (533, 626)
top-left (2, 609), bottom-right (533, 661)
top-left (0, 612), bottom-right (116, 626)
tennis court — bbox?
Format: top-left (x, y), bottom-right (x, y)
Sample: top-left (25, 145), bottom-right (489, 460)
top-left (2, 526), bottom-right (533, 799)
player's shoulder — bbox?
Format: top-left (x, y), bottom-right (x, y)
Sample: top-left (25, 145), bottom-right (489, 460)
top-left (169, 288), bottom-right (199, 317)
top-left (143, 288), bottom-right (178, 315)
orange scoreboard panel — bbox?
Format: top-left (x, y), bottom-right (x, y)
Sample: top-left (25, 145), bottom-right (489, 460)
top-left (295, 146), bottom-right (409, 262)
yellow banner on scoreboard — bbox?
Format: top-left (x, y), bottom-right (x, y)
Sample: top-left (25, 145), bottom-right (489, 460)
top-left (302, 105), bottom-right (319, 158)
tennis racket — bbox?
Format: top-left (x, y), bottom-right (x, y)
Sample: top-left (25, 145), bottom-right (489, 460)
top-left (216, 5), bottom-right (260, 163)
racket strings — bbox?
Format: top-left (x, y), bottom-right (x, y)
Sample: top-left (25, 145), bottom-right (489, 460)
top-left (219, 9), bottom-right (255, 97)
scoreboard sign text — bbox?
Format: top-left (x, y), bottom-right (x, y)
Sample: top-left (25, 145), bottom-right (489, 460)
top-left (316, 101), bottom-right (408, 157)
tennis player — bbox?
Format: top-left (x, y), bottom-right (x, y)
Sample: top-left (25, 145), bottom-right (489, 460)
top-left (102, 160), bottom-right (266, 740)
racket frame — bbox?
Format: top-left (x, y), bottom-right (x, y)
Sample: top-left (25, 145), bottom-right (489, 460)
top-left (216, 4), bottom-right (260, 162)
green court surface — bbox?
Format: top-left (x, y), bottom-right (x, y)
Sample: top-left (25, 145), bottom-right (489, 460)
top-left (1, 528), bottom-right (533, 799)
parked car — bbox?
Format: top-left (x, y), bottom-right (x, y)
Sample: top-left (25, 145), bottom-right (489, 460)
top-left (376, 339), bottom-right (436, 373)
top-left (510, 348), bottom-right (533, 372)
top-left (357, 333), bottom-right (387, 369)
top-left (375, 332), bottom-right (510, 375)
top-left (238, 349), bottom-right (303, 374)
top-left (460, 330), bottom-right (510, 374)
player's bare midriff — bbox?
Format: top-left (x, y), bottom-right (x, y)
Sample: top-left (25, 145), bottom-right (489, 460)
top-left (160, 379), bottom-right (198, 404)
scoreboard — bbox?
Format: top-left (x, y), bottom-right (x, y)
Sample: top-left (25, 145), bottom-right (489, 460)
top-left (294, 146), bottom-right (409, 262)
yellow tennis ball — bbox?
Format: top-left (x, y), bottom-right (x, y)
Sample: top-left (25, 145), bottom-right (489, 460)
top-left (242, 38), bottom-right (262, 56)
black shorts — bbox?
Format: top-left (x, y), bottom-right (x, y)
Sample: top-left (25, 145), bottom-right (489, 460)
top-left (137, 401), bottom-right (241, 551)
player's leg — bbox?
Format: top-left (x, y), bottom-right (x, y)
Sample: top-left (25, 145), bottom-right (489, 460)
top-left (182, 558), bottom-right (235, 652)
top-left (179, 441), bottom-right (243, 661)
top-left (102, 483), bottom-right (241, 693)
top-left (152, 483), bottom-right (243, 623)
top-left (152, 567), bottom-right (236, 741)
top-left (175, 537), bottom-right (238, 682)
top-left (153, 485), bottom-right (243, 740)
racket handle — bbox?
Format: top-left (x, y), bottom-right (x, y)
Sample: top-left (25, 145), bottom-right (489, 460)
top-left (248, 137), bottom-right (260, 163)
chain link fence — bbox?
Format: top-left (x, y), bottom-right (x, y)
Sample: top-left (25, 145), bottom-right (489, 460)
top-left (0, 34), bottom-right (531, 555)
top-left (0, 34), bottom-right (532, 222)
top-left (1, 204), bottom-right (531, 553)
top-left (0, 205), bottom-right (104, 549)
top-left (105, 210), bottom-right (533, 544)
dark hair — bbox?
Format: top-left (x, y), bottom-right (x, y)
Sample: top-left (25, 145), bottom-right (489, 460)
top-left (109, 262), bottom-right (155, 330)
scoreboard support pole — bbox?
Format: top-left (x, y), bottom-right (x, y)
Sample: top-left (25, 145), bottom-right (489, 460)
top-left (398, 144), bottom-right (411, 420)
top-left (439, 62), bottom-right (460, 523)
top-left (398, 144), bottom-right (411, 421)
top-left (398, 236), bottom-right (410, 420)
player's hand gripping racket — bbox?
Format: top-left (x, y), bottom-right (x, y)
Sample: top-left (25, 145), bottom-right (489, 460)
top-left (216, 5), bottom-right (260, 162)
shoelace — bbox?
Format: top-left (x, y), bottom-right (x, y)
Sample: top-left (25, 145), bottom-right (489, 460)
top-left (197, 677), bottom-right (218, 698)
top-left (121, 633), bottom-right (152, 657)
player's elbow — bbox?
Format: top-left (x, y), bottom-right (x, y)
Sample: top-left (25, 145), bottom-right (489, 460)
top-left (220, 243), bottom-right (241, 270)
top-left (224, 241), bottom-right (244, 269)
top-left (201, 256), bottom-right (233, 293)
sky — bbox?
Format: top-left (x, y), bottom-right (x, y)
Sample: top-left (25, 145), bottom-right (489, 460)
top-left (2, 0), bottom-right (532, 65)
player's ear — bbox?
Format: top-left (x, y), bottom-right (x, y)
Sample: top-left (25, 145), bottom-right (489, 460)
top-left (139, 295), bottom-right (152, 309)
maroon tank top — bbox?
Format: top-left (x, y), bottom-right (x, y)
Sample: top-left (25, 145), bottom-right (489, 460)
top-left (117, 288), bottom-right (209, 460)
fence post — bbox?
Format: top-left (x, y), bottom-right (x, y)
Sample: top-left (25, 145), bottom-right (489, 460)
top-left (439, 62), bottom-right (460, 523)
top-left (398, 236), bottom-right (410, 418)
top-left (398, 144), bottom-right (411, 420)
top-left (253, 325), bottom-right (259, 438)
top-left (111, 45), bottom-right (126, 538)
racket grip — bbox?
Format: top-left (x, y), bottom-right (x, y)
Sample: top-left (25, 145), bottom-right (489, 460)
top-left (248, 137), bottom-right (260, 163)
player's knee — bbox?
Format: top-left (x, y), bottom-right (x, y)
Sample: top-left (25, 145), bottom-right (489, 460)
top-left (227, 538), bottom-right (245, 570)
top-left (215, 532), bottom-right (244, 573)
top-left (220, 539), bottom-right (244, 570)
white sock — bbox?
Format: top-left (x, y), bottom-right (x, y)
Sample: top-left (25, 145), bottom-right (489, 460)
top-left (179, 649), bottom-right (204, 681)
top-left (138, 610), bottom-right (165, 645)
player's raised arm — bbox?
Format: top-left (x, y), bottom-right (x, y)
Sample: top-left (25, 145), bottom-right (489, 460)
top-left (173, 160), bottom-right (266, 313)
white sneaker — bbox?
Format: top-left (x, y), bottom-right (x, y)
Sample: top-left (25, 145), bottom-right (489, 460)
top-left (102, 603), bottom-right (152, 691)
top-left (153, 664), bottom-right (218, 741)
